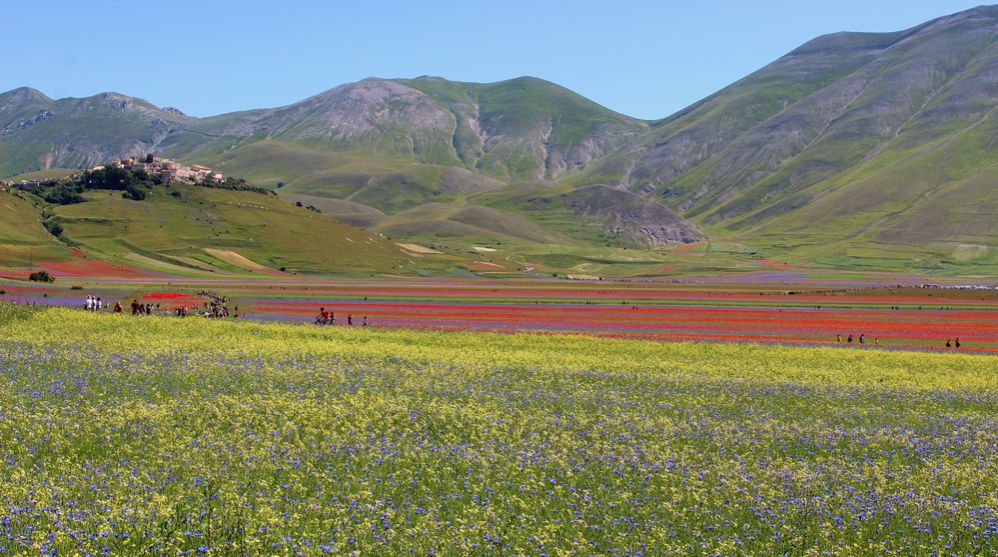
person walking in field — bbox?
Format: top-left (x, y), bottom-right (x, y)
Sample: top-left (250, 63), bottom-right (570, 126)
top-left (96, 297), bottom-right (102, 311)
top-left (859, 334), bottom-right (865, 344)
top-left (946, 339), bottom-right (952, 348)
top-left (847, 334), bottom-right (853, 343)
top-left (347, 314), bottom-right (353, 326)
top-left (836, 334), bottom-right (841, 343)
top-left (113, 301), bottom-right (122, 313)
top-left (85, 296), bottom-right (93, 311)
top-left (363, 316), bottom-right (368, 327)
top-left (955, 338), bottom-right (961, 349)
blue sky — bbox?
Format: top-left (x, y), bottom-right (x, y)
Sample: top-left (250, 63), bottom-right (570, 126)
top-left (0, 1), bottom-right (987, 119)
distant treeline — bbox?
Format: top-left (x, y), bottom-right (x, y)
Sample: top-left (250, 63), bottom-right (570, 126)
top-left (17, 167), bottom-right (270, 205)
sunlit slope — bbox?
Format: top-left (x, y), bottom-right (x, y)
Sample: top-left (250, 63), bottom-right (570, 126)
top-left (49, 184), bottom-right (439, 275)
top-left (0, 190), bottom-right (72, 265)
top-left (719, 107), bottom-right (998, 273)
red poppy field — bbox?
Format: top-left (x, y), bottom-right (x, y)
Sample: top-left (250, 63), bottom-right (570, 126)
top-left (221, 280), bottom-right (998, 353)
top-left (4, 273), bottom-right (997, 353)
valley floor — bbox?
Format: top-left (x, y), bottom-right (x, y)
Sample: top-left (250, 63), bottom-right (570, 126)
top-left (3, 274), bottom-right (997, 354)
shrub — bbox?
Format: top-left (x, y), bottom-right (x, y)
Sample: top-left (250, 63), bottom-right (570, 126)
top-left (44, 221), bottom-right (63, 237)
top-left (28, 270), bottom-right (54, 283)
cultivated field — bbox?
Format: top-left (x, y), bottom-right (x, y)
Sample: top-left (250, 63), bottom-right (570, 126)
top-left (0, 305), bottom-right (996, 555)
top-left (5, 277), bottom-right (996, 353)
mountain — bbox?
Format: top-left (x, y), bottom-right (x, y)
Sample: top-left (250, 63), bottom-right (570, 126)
top-left (581, 6), bottom-right (998, 269)
top-left (3, 5), bottom-right (998, 274)
top-left (0, 76), bottom-right (688, 250)
top-left (0, 88), bottom-right (198, 174)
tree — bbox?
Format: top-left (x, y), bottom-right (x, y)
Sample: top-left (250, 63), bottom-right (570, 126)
top-left (43, 187), bottom-right (85, 205)
top-left (123, 184), bottom-right (149, 200)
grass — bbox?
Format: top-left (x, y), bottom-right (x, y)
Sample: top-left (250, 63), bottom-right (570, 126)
top-left (0, 307), bottom-right (996, 555)
top-left (0, 190), bottom-right (72, 265)
top-left (49, 184), bottom-right (431, 276)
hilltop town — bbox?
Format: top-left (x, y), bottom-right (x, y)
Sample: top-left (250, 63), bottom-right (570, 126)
top-left (95, 154), bottom-right (225, 184)
top-left (1, 155), bottom-right (226, 189)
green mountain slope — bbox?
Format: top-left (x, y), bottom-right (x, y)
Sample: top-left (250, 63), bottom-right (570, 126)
top-left (4, 5), bottom-right (998, 274)
top-left (585, 6), bottom-right (998, 270)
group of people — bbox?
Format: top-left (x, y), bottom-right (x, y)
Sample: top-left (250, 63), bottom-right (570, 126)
top-left (315, 307), bottom-right (367, 327)
top-left (837, 333), bottom-right (964, 349)
top-left (85, 295), bottom-right (125, 313)
top-left (198, 290), bottom-right (234, 318)
top-left (83, 295), bottom-right (103, 311)
top-left (130, 300), bottom-right (156, 316)
top-left (837, 334), bottom-right (878, 345)
top-left (79, 293), bottom-right (238, 319)
top-left (171, 302), bottom-right (235, 319)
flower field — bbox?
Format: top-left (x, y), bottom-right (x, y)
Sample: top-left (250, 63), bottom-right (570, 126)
top-left (6, 276), bottom-right (997, 352)
top-left (228, 281), bottom-right (998, 352)
top-left (244, 299), bottom-right (998, 352)
top-left (0, 306), bottom-right (996, 555)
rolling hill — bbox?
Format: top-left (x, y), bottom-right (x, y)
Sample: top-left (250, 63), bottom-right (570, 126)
top-left (0, 181), bottom-right (463, 276)
top-left (3, 5), bottom-right (998, 275)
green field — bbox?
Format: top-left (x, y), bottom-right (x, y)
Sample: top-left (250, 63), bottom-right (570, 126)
top-left (0, 305), bottom-right (995, 555)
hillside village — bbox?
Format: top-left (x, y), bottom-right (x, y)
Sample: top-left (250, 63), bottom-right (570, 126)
top-left (1, 155), bottom-right (226, 189)
top-left (98, 154), bottom-right (225, 183)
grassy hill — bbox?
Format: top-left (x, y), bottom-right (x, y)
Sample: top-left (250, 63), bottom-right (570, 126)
top-left (0, 181), bottom-right (471, 277)
top-left (53, 184), bottom-right (462, 276)
top-left (0, 188), bottom-right (73, 267)
top-left (4, 6), bottom-right (998, 276)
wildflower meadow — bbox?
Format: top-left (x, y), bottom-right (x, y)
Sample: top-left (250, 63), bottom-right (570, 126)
top-left (0, 305), bottom-right (996, 555)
